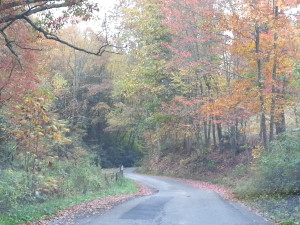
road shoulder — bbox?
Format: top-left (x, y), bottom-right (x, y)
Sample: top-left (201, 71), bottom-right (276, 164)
top-left (26, 183), bottom-right (154, 225)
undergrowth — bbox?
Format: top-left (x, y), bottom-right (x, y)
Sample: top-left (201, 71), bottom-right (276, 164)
top-left (213, 133), bottom-right (300, 225)
top-left (0, 178), bottom-right (137, 225)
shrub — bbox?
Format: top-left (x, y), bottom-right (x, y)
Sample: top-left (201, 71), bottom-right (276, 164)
top-left (0, 170), bottom-right (31, 211)
top-left (231, 164), bottom-right (249, 177)
top-left (236, 133), bottom-right (300, 198)
top-left (0, 159), bottom-right (110, 213)
top-left (255, 133), bottom-right (300, 195)
top-left (44, 160), bottom-right (107, 197)
top-left (66, 163), bottom-right (106, 194)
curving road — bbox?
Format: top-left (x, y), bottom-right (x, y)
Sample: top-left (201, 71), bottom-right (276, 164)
top-left (55, 168), bottom-right (276, 225)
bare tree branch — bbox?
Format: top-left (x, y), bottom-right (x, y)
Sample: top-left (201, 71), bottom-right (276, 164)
top-left (0, 30), bottom-right (22, 67)
top-left (14, 42), bottom-right (42, 51)
top-left (0, 20), bottom-right (15, 32)
top-left (0, 0), bottom-right (124, 59)
top-left (0, 62), bottom-right (16, 94)
top-left (24, 16), bottom-right (122, 56)
top-left (0, 0), bottom-right (52, 10)
top-left (0, 1), bottom-right (70, 24)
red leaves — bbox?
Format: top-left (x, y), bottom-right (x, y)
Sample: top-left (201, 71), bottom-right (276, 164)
top-left (0, 23), bottom-right (41, 105)
top-left (173, 96), bottom-right (205, 107)
top-left (161, 0), bottom-right (220, 69)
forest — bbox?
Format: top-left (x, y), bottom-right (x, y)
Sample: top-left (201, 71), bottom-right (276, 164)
top-left (0, 0), bottom-right (299, 224)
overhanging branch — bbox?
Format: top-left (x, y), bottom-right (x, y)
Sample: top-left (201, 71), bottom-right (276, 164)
top-left (0, 0), bottom-right (124, 60)
top-left (24, 16), bottom-right (122, 56)
top-left (0, 30), bottom-right (22, 66)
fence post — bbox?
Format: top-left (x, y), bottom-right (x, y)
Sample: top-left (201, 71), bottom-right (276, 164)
top-left (119, 165), bottom-right (124, 178)
top-left (115, 172), bottom-right (119, 181)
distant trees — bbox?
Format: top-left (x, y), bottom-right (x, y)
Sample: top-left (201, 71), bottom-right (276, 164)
top-left (44, 26), bottom-right (142, 167)
top-left (0, 0), bottom-right (140, 169)
top-left (0, 0), bottom-right (299, 170)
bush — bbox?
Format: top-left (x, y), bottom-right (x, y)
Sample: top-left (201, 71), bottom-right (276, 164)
top-left (255, 134), bottom-right (300, 195)
top-left (236, 133), bottom-right (300, 197)
top-left (0, 159), bottom-right (109, 213)
top-left (44, 160), bottom-right (107, 197)
top-left (231, 164), bottom-right (249, 177)
top-left (0, 170), bottom-right (31, 211)
top-left (66, 163), bottom-right (106, 195)
top-left (0, 115), bottom-right (17, 169)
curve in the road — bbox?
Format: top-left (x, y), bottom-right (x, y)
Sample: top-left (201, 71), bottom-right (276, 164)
top-left (52, 168), bottom-right (277, 225)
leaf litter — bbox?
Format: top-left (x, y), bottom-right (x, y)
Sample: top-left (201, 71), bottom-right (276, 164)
top-left (25, 183), bottom-right (154, 225)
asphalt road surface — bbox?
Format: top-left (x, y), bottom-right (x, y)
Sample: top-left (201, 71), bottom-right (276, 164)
top-left (55, 168), bottom-right (276, 225)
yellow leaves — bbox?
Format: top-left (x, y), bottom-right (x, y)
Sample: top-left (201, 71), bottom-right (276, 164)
top-left (239, 128), bottom-right (246, 134)
top-left (37, 175), bottom-right (60, 195)
top-left (32, 118), bottom-right (40, 125)
top-left (63, 138), bottom-right (72, 145)
top-left (61, 128), bottom-right (70, 133)
top-left (8, 89), bottom-right (73, 154)
top-left (52, 73), bottom-right (68, 94)
top-left (19, 120), bottom-right (27, 125)
top-left (53, 133), bottom-right (63, 141)
top-left (277, 0), bottom-right (299, 8)
top-left (42, 115), bottom-right (50, 123)
top-left (51, 125), bottom-right (58, 131)
top-left (252, 145), bottom-right (264, 159)
top-left (37, 132), bottom-right (44, 137)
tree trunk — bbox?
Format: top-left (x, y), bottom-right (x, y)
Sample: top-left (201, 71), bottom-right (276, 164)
top-left (229, 126), bottom-right (237, 155)
top-left (269, 5), bottom-right (279, 142)
top-left (276, 112), bottom-right (286, 134)
top-left (276, 78), bottom-right (286, 134)
top-left (217, 122), bottom-right (223, 145)
top-left (212, 122), bottom-right (217, 147)
top-left (204, 120), bottom-right (208, 147)
top-left (207, 120), bottom-right (212, 148)
top-left (255, 25), bottom-right (268, 150)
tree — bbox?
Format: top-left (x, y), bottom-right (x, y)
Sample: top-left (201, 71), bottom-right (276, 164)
top-left (107, 0), bottom-right (174, 161)
top-left (160, 0), bottom-right (225, 149)
top-left (219, 0), bottom-right (300, 149)
top-left (0, 0), bottom-right (120, 59)
top-left (110, 0), bottom-right (299, 165)
top-left (0, 21), bottom-right (41, 106)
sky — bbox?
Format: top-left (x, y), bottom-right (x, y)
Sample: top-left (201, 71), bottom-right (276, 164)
top-left (96, 0), bottom-right (118, 10)
top-left (77, 0), bottom-right (119, 32)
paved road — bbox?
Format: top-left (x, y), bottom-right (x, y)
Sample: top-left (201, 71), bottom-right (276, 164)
top-left (55, 168), bottom-right (276, 225)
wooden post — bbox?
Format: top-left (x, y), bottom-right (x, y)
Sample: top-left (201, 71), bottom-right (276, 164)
top-left (120, 165), bottom-right (124, 178)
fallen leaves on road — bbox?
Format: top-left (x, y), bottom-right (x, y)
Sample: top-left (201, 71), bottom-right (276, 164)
top-left (26, 183), bottom-right (154, 225)
top-left (177, 178), bottom-right (281, 223)
top-left (177, 178), bottom-right (235, 200)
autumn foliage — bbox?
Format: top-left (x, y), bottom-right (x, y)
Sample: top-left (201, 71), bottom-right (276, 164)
top-left (110, 0), bottom-right (300, 157)
top-left (0, 0), bottom-right (299, 223)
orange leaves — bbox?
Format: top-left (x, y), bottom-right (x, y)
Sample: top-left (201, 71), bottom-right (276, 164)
top-left (201, 78), bottom-right (260, 123)
top-left (53, 133), bottom-right (63, 141)
top-left (219, 0), bottom-right (299, 131)
top-left (5, 89), bottom-right (71, 158)
top-left (0, 22), bottom-right (41, 105)
top-left (277, 0), bottom-right (300, 8)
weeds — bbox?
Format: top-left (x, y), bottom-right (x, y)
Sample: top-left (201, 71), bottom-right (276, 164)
top-left (0, 178), bottom-right (137, 225)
